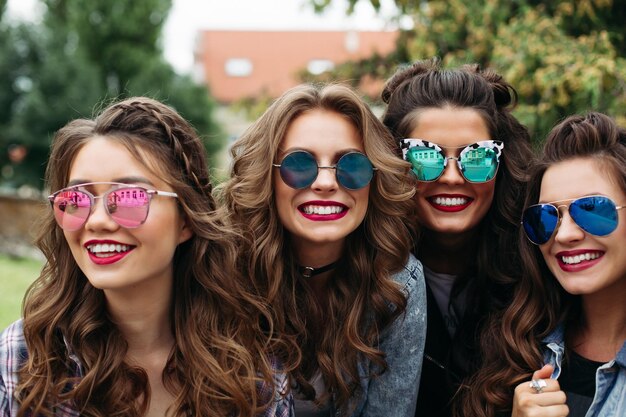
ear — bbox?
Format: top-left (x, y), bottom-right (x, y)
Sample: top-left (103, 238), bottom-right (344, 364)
top-left (178, 216), bottom-right (194, 244)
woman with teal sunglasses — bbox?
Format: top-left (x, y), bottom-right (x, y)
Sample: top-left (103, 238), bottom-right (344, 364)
top-left (461, 112), bottom-right (626, 417)
top-left (381, 58), bottom-right (533, 417)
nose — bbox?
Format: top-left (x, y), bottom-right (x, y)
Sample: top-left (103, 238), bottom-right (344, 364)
top-left (553, 209), bottom-right (585, 244)
top-left (311, 166), bottom-right (338, 192)
top-left (84, 196), bottom-right (119, 232)
top-left (438, 157), bottom-right (465, 185)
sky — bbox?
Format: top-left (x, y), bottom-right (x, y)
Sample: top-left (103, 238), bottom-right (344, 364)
top-left (6, 0), bottom-right (402, 74)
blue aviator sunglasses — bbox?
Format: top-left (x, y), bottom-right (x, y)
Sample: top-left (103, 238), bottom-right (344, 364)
top-left (273, 150), bottom-right (376, 190)
top-left (522, 195), bottom-right (624, 245)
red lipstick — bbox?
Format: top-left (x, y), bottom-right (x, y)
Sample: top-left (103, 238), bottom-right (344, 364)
top-left (298, 201), bottom-right (348, 221)
top-left (427, 194), bottom-right (473, 212)
top-left (555, 250), bottom-right (604, 272)
top-left (84, 240), bottom-right (134, 265)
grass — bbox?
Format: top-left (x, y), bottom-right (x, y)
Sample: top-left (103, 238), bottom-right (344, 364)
top-left (0, 254), bottom-right (42, 330)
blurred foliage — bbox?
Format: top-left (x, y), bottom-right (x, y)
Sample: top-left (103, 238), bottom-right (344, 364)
top-left (308, 0), bottom-right (626, 143)
top-left (0, 0), bottom-right (224, 190)
top-left (230, 90), bottom-right (276, 122)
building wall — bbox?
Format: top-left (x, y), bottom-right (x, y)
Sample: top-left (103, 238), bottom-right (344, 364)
top-left (0, 196), bottom-right (45, 257)
top-left (195, 30), bottom-right (398, 103)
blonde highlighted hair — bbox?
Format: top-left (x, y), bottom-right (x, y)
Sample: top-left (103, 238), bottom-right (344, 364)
top-left (219, 84), bottom-right (416, 412)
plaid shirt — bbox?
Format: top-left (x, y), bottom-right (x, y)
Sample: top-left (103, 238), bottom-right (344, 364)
top-left (0, 320), bottom-right (294, 417)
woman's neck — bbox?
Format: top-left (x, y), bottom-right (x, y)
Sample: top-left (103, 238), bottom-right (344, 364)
top-left (417, 228), bottom-right (478, 275)
top-left (105, 285), bottom-right (174, 354)
top-left (569, 284), bottom-right (626, 362)
top-left (293, 239), bottom-right (343, 301)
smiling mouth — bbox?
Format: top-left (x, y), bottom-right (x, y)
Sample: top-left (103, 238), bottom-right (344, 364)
top-left (429, 196), bottom-right (470, 206)
top-left (86, 243), bottom-right (133, 258)
top-left (300, 205), bottom-right (346, 215)
top-left (560, 252), bottom-right (602, 265)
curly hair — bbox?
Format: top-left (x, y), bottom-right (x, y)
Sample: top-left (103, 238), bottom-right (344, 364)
top-left (381, 57), bottom-right (533, 375)
top-left (17, 97), bottom-right (284, 416)
top-left (459, 112), bottom-right (626, 417)
top-left (218, 83), bottom-right (416, 413)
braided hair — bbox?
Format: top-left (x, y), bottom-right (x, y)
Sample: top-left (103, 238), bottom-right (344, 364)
top-left (19, 97), bottom-right (285, 416)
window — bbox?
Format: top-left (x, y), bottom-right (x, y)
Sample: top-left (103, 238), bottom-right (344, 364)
top-left (307, 59), bottom-right (335, 75)
top-left (225, 58), bottom-right (253, 77)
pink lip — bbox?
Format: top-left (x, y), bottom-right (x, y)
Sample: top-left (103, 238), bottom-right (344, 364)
top-left (427, 194), bottom-right (473, 213)
top-left (298, 200), bottom-right (349, 221)
top-left (84, 239), bottom-right (134, 265)
top-left (555, 249), bottom-right (604, 272)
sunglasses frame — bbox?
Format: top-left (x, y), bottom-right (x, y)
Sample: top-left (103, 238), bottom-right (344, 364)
top-left (48, 182), bottom-right (178, 231)
top-left (521, 195), bottom-right (625, 245)
top-left (272, 150), bottom-right (377, 190)
top-left (399, 139), bottom-right (504, 183)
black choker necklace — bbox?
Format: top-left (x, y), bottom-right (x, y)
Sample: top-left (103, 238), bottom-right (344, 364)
top-left (298, 261), bottom-right (339, 278)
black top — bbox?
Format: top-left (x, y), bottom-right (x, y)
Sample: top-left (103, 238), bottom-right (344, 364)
top-left (414, 284), bottom-right (476, 417)
top-left (558, 349), bottom-right (603, 417)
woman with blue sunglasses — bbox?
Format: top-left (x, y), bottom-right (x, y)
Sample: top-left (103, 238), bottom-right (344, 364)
top-left (220, 83), bottom-right (427, 416)
top-left (0, 97), bottom-right (293, 416)
top-left (381, 58), bottom-right (533, 417)
top-left (461, 112), bottom-right (626, 417)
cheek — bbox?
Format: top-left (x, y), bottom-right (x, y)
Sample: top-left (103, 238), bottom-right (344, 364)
top-left (354, 187), bottom-right (370, 219)
top-left (273, 179), bottom-right (292, 223)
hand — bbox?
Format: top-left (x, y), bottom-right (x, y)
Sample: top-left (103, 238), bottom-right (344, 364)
top-left (511, 365), bottom-right (569, 417)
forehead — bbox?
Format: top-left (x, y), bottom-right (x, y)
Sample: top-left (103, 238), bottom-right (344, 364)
top-left (540, 157), bottom-right (625, 203)
top-left (409, 107), bottom-right (491, 148)
top-left (280, 109), bottom-right (362, 155)
top-left (68, 137), bottom-right (168, 186)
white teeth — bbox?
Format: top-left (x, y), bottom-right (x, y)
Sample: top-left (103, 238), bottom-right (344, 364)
top-left (433, 197), bottom-right (468, 206)
top-left (561, 252), bottom-right (601, 265)
top-left (87, 243), bottom-right (130, 254)
top-left (302, 205), bottom-right (345, 215)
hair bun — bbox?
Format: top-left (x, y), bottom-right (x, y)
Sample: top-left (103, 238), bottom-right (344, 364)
top-left (382, 58), bottom-right (441, 104)
top-left (480, 69), bottom-right (516, 108)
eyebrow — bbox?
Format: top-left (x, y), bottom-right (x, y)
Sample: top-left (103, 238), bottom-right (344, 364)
top-left (67, 177), bottom-right (156, 187)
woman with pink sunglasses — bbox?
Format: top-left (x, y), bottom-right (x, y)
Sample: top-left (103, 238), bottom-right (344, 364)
top-left (381, 58), bottom-right (533, 417)
top-left (461, 112), bottom-right (626, 417)
top-left (0, 97), bottom-right (293, 416)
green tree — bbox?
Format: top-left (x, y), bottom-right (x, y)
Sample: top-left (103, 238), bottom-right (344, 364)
top-left (310, 0), bottom-right (626, 142)
top-left (1, 0), bottom-right (223, 189)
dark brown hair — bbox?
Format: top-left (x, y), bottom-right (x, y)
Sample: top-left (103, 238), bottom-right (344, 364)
top-left (219, 83), bottom-right (416, 413)
top-left (382, 57), bottom-right (533, 377)
top-left (18, 97), bottom-right (283, 416)
top-left (460, 112), bottom-right (626, 417)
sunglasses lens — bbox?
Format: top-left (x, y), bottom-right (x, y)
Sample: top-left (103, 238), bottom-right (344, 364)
top-left (570, 196), bottom-right (619, 236)
top-left (405, 145), bottom-right (445, 181)
top-left (522, 204), bottom-right (558, 245)
top-left (336, 153), bottom-right (374, 190)
top-left (279, 151), bottom-right (318, 189)
top-left (108, 188), bottom-right (150, 228)
top-left (51, 190), bottom-right (91, 231)
top-left (460, 146), bottom-right (500, 182)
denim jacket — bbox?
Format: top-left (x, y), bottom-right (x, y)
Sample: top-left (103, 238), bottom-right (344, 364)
top-left (542, 324), bottom-right (626, 417)
top-left (347, 254), bottom-right (427, 417)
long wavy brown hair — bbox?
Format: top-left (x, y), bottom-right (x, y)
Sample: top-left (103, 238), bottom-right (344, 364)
top-left (459, 112), bottom-right (626, 417)
top-left (18, 97), bottom-right (285, 416)
top-left (219, 84), bottom-right (416, 413)
top-left (381, 57), bottom-right (533, 384)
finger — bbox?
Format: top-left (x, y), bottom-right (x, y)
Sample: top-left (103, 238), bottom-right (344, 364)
top-left (531, 391), bottom-right (567, 406)
top-left (536, 404), bottom-right (569, 417)
top-left (532, 364), bottom-right (554, 380)
top-left (528, 378), bottom-right (561, 393)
